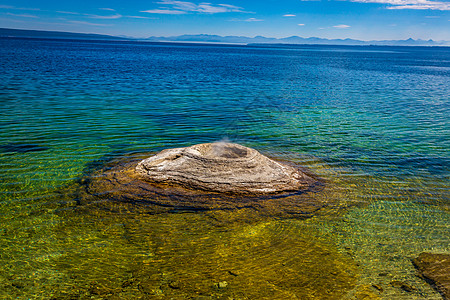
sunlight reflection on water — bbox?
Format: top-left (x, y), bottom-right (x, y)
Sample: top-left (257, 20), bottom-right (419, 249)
top-left (0, 39), bottom-right (448, 299)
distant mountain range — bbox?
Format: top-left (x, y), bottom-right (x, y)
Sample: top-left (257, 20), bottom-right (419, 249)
top-left (0, 28), bottom-right (128, 41)
top-left (1, 28), bottom-right (449, 46)
top-left (145, 34), bottom-right (450, 46)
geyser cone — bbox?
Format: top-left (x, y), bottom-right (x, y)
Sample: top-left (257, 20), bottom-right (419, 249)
top-left (77, 143), bottom-right (327, 218)
top-left (136, 143), bottom-right (314, 194)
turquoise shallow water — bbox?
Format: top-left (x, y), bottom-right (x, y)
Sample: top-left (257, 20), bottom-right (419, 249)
top-left (0, 38), bottom-right (449, 299)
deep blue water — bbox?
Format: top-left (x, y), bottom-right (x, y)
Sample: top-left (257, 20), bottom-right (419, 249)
top-left (0, 38), bottom-right (449, 299)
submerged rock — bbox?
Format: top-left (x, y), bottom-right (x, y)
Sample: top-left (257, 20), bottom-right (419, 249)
top-left (413, 252), bottom-right (450, 299)
top-left (136, 143), bottom-right (314, 194)
top-left (389, 280), bottom-right (416, 293)
top-left (76, 143), bottom-right (329, 219)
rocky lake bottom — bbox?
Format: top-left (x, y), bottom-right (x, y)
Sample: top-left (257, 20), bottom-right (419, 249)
top-left (0, 39), bottom-right (448, 299)
top-left (1, 149), bottom-right (448, 299)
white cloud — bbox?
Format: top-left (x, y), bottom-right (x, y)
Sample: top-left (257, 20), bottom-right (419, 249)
top-left (142, 1), bottom-right (244, 14)
top-left (87, 13), bottom-right (122, 19)
top-left (55, 9), bottom-right (123, 20)
top-left (141, 9), bottom-right (187, 14)
top-left (126, 15), bottom-right (156, 19)
top-left (6, 12), bottom-right (38, 18)
top-left (333, 24), bottom-right (351, 28)
top-left (69, 20), bottom-right (112, 26)
top-left (245, 17), bottom-right (263, 21)
top-left (199, 3), bottom-right (242, 13)
top-left (99, 8), bottom-right (116, 11)
top-left (219, 4), bottom-right (244, 10)
top-left (0, 16), bottom-right (26, 23)
top-left (348, 0), bottom-right (450, 10)
top-left (159, 0), bottom-right (198, 11)
top-left (387, 4), bottom-right (450, 9)
top-left (57, 11), bottom-right (80, 15)
top-left (0, 5), bottom-right (40, 11)
top-left (229, 17), bottom-right (263, 22)
top-left (298, 23), bottom-right (305, 26)
top-left (283, 14), bottom-right (296, 17)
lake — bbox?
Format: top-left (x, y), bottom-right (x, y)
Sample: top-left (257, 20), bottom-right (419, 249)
top-left (0, 38), bottom-right (449, 299)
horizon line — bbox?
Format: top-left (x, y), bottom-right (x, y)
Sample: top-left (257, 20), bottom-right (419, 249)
top-left (1, 27), bottom-right (449, 46)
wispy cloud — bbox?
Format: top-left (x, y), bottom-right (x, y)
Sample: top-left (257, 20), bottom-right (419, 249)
top-left (298, 23), bottom-right (305, 26)
top-left (200, 3), bottom-right (242, 13)
top-left (0, 16), bottom-right (26, 23)
top-left (141, 9), bottom-right (187, 14)
top-left (220, 4), bottom-right (244, 10)
top-left (142, 0), bottom-right (244, 14)
top-left (86, 13), bottom-right (122, 19)
top-left (245, 17), bottom-right (263, 22)
top-left (0, 5), bottom-right (40, 11)
top-left (333, 24), bottom-right (351, 28)
top-left (57, 11), bottom-right (80, 15)
top-left (388, 3), bottom-right (450, 10)
top-left (126, 15), bottom-right (156, 19)
top-left (347, 0), bottom-right (450, 10)
top-left (99, 8), bottom-right (116, 11)
top-left (6, 12), bottom-right (39, 18)
top-left (229, 17), bottom-right (263, 22)
top-left (283, 14), bottom-right (296, 17)
top-left (69, 20), bottom-right (112, 26)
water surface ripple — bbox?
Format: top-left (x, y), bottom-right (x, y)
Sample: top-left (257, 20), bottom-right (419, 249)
top-left (0, 39), bottom-right (449, 299)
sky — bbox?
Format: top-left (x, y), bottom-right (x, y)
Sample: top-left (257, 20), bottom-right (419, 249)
top-left (0, 0), bottom-right (449, 41)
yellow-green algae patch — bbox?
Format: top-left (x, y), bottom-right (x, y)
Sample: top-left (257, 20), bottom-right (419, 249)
top-left (39, 152), bottom-right (360, 299)
top-left (6, 150), bottom-right (448, 299)
top-left (306, 179), bottom-right (449, 300)
top-left (0, 149), bottom-right (364, 299)
top-left (46, 207), bottom-right (359, 299)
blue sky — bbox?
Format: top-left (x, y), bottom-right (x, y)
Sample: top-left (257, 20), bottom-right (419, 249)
top-left (0, 0), bottom-right (449, 40)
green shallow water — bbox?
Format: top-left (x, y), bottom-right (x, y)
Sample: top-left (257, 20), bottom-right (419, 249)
top-left (0, 39), bottom-right (449, 299)
top-left (1, 153), bottom-right (447, 299)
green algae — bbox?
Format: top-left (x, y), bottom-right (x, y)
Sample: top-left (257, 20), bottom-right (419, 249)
top-left (12, 208), bottom-right (359, 299)
top-left (0, 153), bottom-right (360, 299)
top-left (0, 151), bottom-right (448, 299)
top-left (1, 41), bottom-right (449, 300)
top-left (307, 181), bottom-right (449, 300)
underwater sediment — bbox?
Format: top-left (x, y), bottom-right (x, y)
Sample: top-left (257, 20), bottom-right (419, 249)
top-left (31, 144), bottom-right (366, 299)
top-left (5, 144), bottom-right (447, 299)
top-left (2, 40), bottom-right (449, 300)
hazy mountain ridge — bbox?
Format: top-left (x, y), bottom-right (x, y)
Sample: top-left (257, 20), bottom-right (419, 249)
top-left (0, 28), bottom-right (129, 41)
top-left (1, 28), bottom-right (449, 46)
top-left (146, 34), bottom-right (450, 46)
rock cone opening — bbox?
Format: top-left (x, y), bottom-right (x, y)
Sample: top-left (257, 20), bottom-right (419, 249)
top-left (136, 143), bottom-right (315, 194)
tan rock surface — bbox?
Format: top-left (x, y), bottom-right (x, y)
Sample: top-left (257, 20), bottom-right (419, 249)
top-left (136, 142), bottom-right (314, 194)
top-left (76, 143), bottom-right (330, 219)
top-left (413, 252), bottom-right (450, 299)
